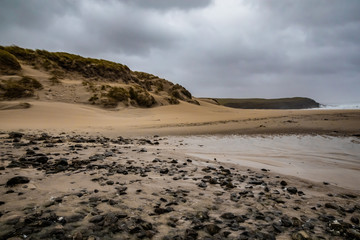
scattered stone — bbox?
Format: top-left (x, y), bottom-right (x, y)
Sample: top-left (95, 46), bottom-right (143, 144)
top-left (198, 182), bottom-right (207, 188)
top-left (280, 180), bottom-right (288, 186)
top-left (205, 224), bottom-right (221, 235)
top-left (106, 180), bottom-right (114, 185)
top-left (89, 215), bottom-right (104, 223)
top-left (325, 202), bottom-right (339, 210)
top-left (281, 215), bottom-right (293, 227)
top-left (6, 176), bottom-right (30, 187)
top-left (221, 212), bottom-right (236, 220)
top-left (9, 132), bottom-right (24, 139)
top-left (291, 231), bottom-right (311, 240)
top-left (287, 187), bottom-right (298, 194)
top-left (351, 216), bottom-right (359, 225)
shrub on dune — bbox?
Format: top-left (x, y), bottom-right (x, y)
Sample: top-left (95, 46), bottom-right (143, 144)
top-left (0, 49), bottom-right (22, 74)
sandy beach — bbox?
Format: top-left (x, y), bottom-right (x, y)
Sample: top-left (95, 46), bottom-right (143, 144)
top-left (1, 100), bottom-right (359, 137)
top-left (1, 101), bottom-right (360, 239)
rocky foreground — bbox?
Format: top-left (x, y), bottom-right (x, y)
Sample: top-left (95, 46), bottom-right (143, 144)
top-left (0, 132), bottom-right (359, 240)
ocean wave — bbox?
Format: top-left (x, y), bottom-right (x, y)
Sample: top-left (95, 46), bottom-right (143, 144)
top-left (318, 103), bottom-right (360, 110)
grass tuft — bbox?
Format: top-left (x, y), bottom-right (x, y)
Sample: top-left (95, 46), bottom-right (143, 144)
top-left (0, 49), bottom-right (21, 74)
top-left (0, 76), bottom-right (42, 99)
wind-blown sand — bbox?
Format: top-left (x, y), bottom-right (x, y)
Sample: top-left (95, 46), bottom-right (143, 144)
top-left (1, 100), bottom-right (360, 239)
top-left (0, 100), bottom-right (359, 136)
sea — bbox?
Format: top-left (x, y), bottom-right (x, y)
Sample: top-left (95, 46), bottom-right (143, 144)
top-left (316, 103), bottom-right (360, 110)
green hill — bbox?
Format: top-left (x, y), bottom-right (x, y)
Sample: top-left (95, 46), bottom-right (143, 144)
top-left (211, 97), bottom-right (320, 109)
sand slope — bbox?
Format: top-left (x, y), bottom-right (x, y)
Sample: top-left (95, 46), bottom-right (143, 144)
top-left (0, 99), bottom-right (359, 137)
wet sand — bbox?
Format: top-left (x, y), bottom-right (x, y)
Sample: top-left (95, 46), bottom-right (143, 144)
top-left (1, 132), bottom-right (360, 239)
top-left (165, 135), bottom-right (360, 191)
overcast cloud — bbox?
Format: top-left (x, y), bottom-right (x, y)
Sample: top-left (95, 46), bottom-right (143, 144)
top-left (1, 0), bottom-right (359, 104)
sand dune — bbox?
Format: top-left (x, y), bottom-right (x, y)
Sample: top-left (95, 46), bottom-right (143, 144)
top-left (0, 99), bottom-right (359, 137)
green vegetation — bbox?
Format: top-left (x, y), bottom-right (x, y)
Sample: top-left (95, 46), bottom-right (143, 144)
top-left (19, 76), bottom-right (43, 89)
top-left (1, 46), bottom-right (36, 61)
top-left (1, 45), bottom-right (132, 82)
top-left (107, 87), bottom-right (129, 102)
top-left (0, 45), bottom-right (197, 108)
top-left (0, 76), bottom-right (43, 99)
top-left (170, 84), bottom-right (192, 100)
top-left (166, 97), bottom-right (180, 105)
top-left (213, 97), bottom-right (320, 109)
top-left (0, 49), bottom-right (21, 74)
top-left (49, 76), bottom-right (62, 85)
top-left (129, 87), bottom-right (156, 107)
top-left (134, 71), bottom-right (158, 80)
top-left (156, 81), bottom-right (164, 92)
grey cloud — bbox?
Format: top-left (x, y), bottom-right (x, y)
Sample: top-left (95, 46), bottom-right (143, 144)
top-left (0, 0), bottom-right (78, 30)
top-left (0, 0), bottom-right (359, 104)
top-left (120, 0), bottom-right (213, 11)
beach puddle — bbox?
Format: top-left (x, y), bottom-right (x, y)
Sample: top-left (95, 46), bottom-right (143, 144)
top-left (166, 135), bottom-right (360, 190)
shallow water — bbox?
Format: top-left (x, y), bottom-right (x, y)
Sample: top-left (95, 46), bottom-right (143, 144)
top-left (166, 135), bottom-right (360, 190)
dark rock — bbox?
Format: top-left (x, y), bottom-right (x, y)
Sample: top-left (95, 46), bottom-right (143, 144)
top-left (209, 177), bottom-right (218, 184)
top-left (160, 168), bottom-right (169, 174)
top-left (281, 215), bottom-right (293, 227)
top-left (328, 220), bottom-right (343, 231)
top-left (55, 158), bottom-right (68, 166)
top-left (254, 212), bottom-right (266, 220)
top-left (195, 211), bottom-right (209, 221)
top-left (35, 154), bottom-right (49, 164)
top-left (254, 231), bottom-right (276, 240)
top-left (6, 176), bottom-right (30, 187)
top-left (347, 229), bottom-right (360, 239)
top-left (6, 216), bottom-right (21, 225)
top-left (89, 154), bottom-right (105, 161)
top-left (106, 180), bottom-right (114, 185)
top-left (0, 201), bottom-right (4, 206)
top-left (287, 187), bottom-right (298, 194)
top-left (116, 212), bottom-right (128, 219)
top-left (89, 215), bottom-right (104, 223)
top-left (351, 216), bottom-right (359, 224)
top-left (291, 231), bottom-right (311, 240)
top-left (154, 207), bottom-right (173, 215)
top-left (325, 202), bottom-right (339, 210)
top-left (221, 212), bottom-right (236, 220)
top-left (248, 180), bottom-right (264, 185)
top-left (103, 212), bottom-right (119, 227)
top-left (116, 186), bottom-right (128, 195)
top-left (280, 180), bottom-right (288, 186)
top-left (230, 192), bottom-right (240, 202)
top-left (139, 148), bottom-right (147, 152)
top-left (53, 197), bottom-right (63, 203)
top-left (272, 222), bottom-right (283, 233)
top-left (318, 214), bottom-right (335, 222)
top-left (205, 224), bottom-right (221, 235)
top-left (9, 132), bottom-right (24, 139)
top-left (66, 214), bottom-right (85, 223)
top-left (198, 182), bottom-right (207, 188)
top-left (185, 228), bottom-right (198, 240)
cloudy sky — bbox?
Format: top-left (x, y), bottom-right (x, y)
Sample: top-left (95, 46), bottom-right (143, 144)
top-left (1, 0), bottom-right (360, 104)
